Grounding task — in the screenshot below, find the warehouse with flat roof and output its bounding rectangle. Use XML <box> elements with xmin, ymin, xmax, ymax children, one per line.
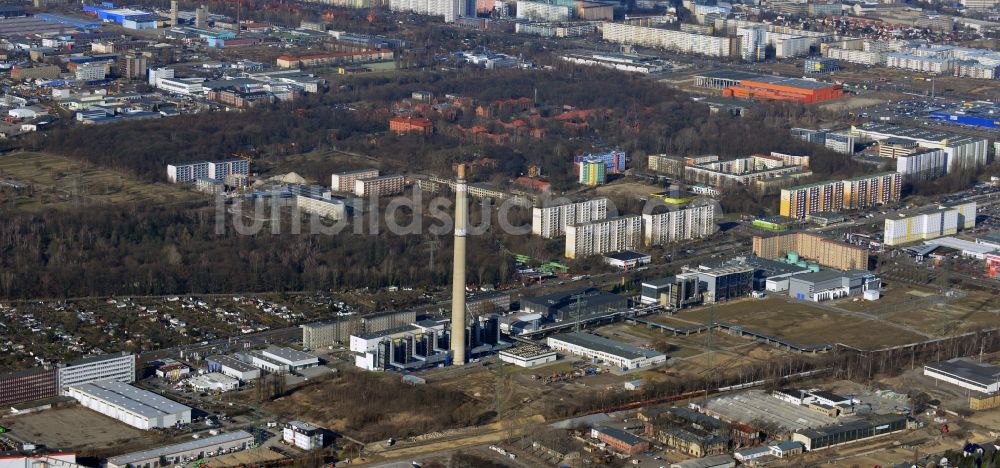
<box><xmin>106</xmin><ymin>430</ymin><xmax>254</xmax><ymax>468</ymax></box>
<box><xmin>547</xmin><ymin>332</ymin><xmax>666</xmax><ymax>370</ymax></box>
<box><xmin>924</xmin><ymin>357</ymin><xmax>1000</xmax><ymax>394</ymax></box>
<box><xmin>66</xmin><ymin>380</ymin><xmax>192</xmax><ymax>430</ymax></box>
<box><xmin>792</xmin><ymin>414</ymin><xmax>906</xmax><ymax>451</ymax></box>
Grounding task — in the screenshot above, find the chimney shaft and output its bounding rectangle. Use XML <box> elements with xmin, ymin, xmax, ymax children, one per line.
<box><xmin>450</xmin><ymin>164</ymin><xmax>468</xmax><ymax>366</ymax></box>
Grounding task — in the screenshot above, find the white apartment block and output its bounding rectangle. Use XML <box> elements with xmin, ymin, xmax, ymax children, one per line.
<box><xmin>354</xmin><ymin>174</ymin><xmax>404</xmax><ymax>197</ymax></box>
<box><xmin>737</xmin><ymin>26</ymin><xmax>766</xmax><ymax>61</ymax></box>
<box><xmin>57</xmin><ymin>352</ymin><xmax>136</xmax><ymax>395</ymax></box>
<box><xmin>296</xmin><ymin>195</ymin><xmax>346</xmax><ymax>220</ymax></box>
<box><xmin>331</xmin><ymin>168</ymin><xmax>379</xmax><ymax>192</ymax></box>
<box><xmin>516</xmin><ymin>0</ymin><xmax>570</xmax><ymax>21</ymax></box>
<box><xmin>825</xmin><ymin>132</ymin><xmax>855</xmax><ymax>155</ymax></box>
<box><xmin>208</xmin><ymin>159</ymin><xmax>250</xmax><ymax>181</ymax></box>
<box><xmin>886</xmin><ymin>53</ymin><xmax>953</xmax><ymax>74</ymax></box>
<box><xmin>954</xmin><ymin>61</ymin><xmax>997</xmax><ymax>80</ymax></box>
<box><xmin>531</xmin><ymin>198</ymin><xmax>609</xmax><ymax>238</ymax></box>
<box><xmin>167</xmin><ymin>161</ymin><xmax>209</xmax><ymax>183</ymax></box>
<box><xmin>565</xmin><ymin>215</ymin><xmax>642</xmax><ymax>259</ymax></box>
<box><xmin>75</xmin><ymin>61</ymin><xmax>109</xmax><ymax>81</ymax></box>
<box><xmin>896</xmin><ymin>149</ymin><xmax>947</xmax><ymax>182</ymax></box>
<box><xmin>823</xmin><ymin>47</ymin><xmax>886</xmax><ymax>66</ymax></box>
<box><xmin>883</xmin><ymin>201</ymin><xmax>975</xmax><ymax>246</ymax></box>
<box><xmin>602</xmin><ymin>22</ymin><xmax>736</xmax><ymax>58</ymax></box>
<box><xmin>852</xmin><ymin>123</ymin><xmax>989</xmax><ymax>173</ymax></box>
<box><xmin>884</xmin><ymin>208</ymin><xmax>958</xmax><ymax>247</ymax></box>
<box><xmin>962</xmin><ymin>0</ymin><xmax>1000</xmax><ymax>9</ymax></box>
<box><xmin>388</xmin><ymin>0</ymin><xmax>465</xmax><ymax>22</ymax></box>
<box><xmin>642</xmin><ymin>204</ymin><xmax>715</xmax><ymax>246</ymax></box>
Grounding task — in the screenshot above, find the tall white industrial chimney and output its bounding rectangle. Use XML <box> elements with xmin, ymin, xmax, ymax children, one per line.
<box><xmin>450</xmin><ymin>164</ymin><xmax>468</xmax><ymax>366</ymax></box>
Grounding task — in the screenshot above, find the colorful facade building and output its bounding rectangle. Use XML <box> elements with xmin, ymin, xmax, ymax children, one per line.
<box><xmin>578</xmin><ymin>159</ymin><xmax>607</xmax><ymax>186</ymax></box>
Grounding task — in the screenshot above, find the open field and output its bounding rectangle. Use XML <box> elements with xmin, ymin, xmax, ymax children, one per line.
<box><xmin>600</xmin><ymin>321</ymin><xmax>750</xmax><ymax>359</ymax></box>
<box><xmin>593</xmin><ymin>180</ymin><xmax>665</xmax><ymax>200</ymax></box>
<box><xmin>210</xmin><ymin>447</ymin><xmax>288</xmax><ymax>467</ymax></box>
<box><xmin>0</xmin><ymin>151</ymin><xmax>199</xmax><ymax>210</ymax></box>
<box><xmin>0</xmin><ymin>405</ymin><xmax>162</xmax><ymax>454</ymax></box>
<box><xmin>676</xmin><ymin>297</ymin><xmax>927</xmax><ymax>349</ymax></box>
<box><xmin>832</xmin><ymin>283</ymin><xmax>1000</xmax><ymax>336</ymax></box>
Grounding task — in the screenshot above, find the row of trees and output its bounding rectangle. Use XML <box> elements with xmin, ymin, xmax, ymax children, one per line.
<box><xmin>0</xmin><ymin>201</ymin><xmax>517</xmax><ymax>299</ymax></box>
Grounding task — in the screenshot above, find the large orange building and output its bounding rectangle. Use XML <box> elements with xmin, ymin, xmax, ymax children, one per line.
<box><xmin>723</xmin><ymin>76</ymin><xmax>844</xmax><ymax>104</ymax></box>
<box><xmin>389</xmin><ymin>116</ymin><xmax>433</xmax><ymax>136</ymax></box>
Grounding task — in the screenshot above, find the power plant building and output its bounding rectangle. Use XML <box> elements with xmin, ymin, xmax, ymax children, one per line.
<box><xmin>642</xmin><ymin>203</ymin><xmax>716</xmax><ymax>246</ymax></box>
<box><xmin>565</xmin><ymin>215</ymin><xmax>642</xmax><ymax>258</ymax></box>
<box><xmin>532</xmin><ymin>198</ymin><xmax>609</xmax><ymax>238</ymax></box>
<box><xmin>691</xmin><ymin>265</ymin><xmax>754</xmax><ymax>303</ymax></box>
<box><xmin>67</xmin><ymin>381</ymin><xmax>192</xmax><ymax>430</ymax></box>
<box><xmin>301</xmin><ymin>310</ymin><xmax>416</xmax><ymax>350</ymax></box>
<box><xmin>547</xmin><ymin>332</ymin><xmax>666</xmax><ymax>370</ymax></box>
<box><xmin>57</xmin><ymin>352</ymin><xmax>135</xmax><ymax>395</ymax></box>
<box><xmin>640</xmin><ymin>274</ymin><xmax>701</xmax><ymax>308</ymax></box>
<box><xmin>521</xmin><ymin>287</ymin><xmax>628</xmax><ymax>321</ymax></box>
<box><xmin>787</xmin><ymin>269</ymin><xmax>880</xmax><ymax>302</ymax></box>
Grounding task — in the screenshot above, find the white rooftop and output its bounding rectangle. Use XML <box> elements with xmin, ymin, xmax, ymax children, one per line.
<box><xmin>68</xmin><ymin>381</ymin><xmax>190</xmax><ymax>418</ymax></box>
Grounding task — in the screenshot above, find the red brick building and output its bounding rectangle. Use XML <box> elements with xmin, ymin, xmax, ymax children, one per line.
<box><xmin>592</xmin><ymin>426</ymin><xmax>650</xmax><ymax>456</ymax></box>
<box><xmin>0</xmin><ymin>368</ymin><xmax>58</xmax><ymax>406</ymax></box>
<box><xmin>389</xmin><ymin>116</ymin><xmax>433</xmax><ymax>136</ymax></box>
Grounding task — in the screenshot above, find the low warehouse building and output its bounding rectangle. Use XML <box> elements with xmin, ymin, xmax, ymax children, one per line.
<box><xmin>105</xmin><ymin>430</ymin><xmax>254</xmax><ymax>468</ymax></box>
<box><xmin>498</xmin><ymin>344</ymin><xmax>557</xmax><ymax>367</ymax></box>
<box><xmin>923</xmin><ymin>358</ymin><xmax>1000</xmax><ymax>394</ymax></box>
<box><xmin>787</xmin><ymin>270</ymin><xmax>880</xmax><ymax>302</ymax></box>
<box><xmin>206</xmin><ymin>355</ymin><xmax>261</xmax><ymax>381</ymax></box>
<box><xmin>792</xmin><ymin>414</ymin><xmax>906</xmax><ymax>450</ymax></box>
<box><xmin>186</xmin><ymin>372</ymin><xmax>239</xmax><ymax>393</ymax></box>
<box><xmin>248</xmin><ymin>346</ymin><xmax>319</xmax><ymax>373</ymax></box>
<box><xmin>547</xmin><ymin>332</ymin><xmax>666</xmax><ymax>370</ymax></box>
<box><xmin>66</xmin><ymin>380</ymin><xmax>192</xmax><ymax>430</ymax></box>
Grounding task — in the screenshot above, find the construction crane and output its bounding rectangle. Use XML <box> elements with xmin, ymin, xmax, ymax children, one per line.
<box><xmin>231</xmin><ymin>150</ymin><xmax>256</xmax><ymax>188</ymax></box>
